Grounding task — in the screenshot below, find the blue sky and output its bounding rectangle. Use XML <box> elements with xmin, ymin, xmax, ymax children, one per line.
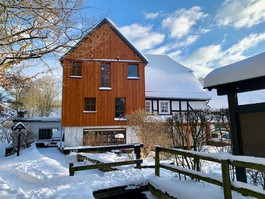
<box><xmin>87</xmin><ymin>0</ymin><xmax>265</xmax><ymax>78</ymax></box>
<box><xmin>28</xmin><ymin>0</ymin><xmax>265</xmax><ymax>78</ymax></box>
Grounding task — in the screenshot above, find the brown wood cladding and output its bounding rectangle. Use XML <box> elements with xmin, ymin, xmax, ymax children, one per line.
<box><xmin>61</xmin><ymin>23</ymin><xmax>146</xmax><ymax>127</ymax></box>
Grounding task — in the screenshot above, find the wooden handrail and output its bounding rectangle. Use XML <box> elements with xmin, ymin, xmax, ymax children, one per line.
<box><xmin>68</xmin><ymin>144</ymin><xmax>143</xmax><ymax>176</ymax></box>
<box><xmin>155</xmin><ymin>146</ymin><xmax>265</xmax><ymax>199</ymax></box>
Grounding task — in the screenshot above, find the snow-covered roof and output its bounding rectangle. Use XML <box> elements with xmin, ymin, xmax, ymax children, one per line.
<box><xmin>60</xmin><ymin>18</ymin><xmax>148</xmax><ymax>64</ymax></box>
<box><xmin>13</xmin><ymin>117</ymin><xmax>61</xmax><ymax>123</ymax></box>
<box><xmin>145</xmin><ymin>54</ymin><xmax>210</xmax><ymax>100</ymax></box>
<box><xmin>204</xmin><ymin>52</ymin><xmax>265</xmax><ymax>89</ymax></box>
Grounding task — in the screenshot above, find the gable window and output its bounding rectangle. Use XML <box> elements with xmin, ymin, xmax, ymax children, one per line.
<box><xmin>159</xmin><ymin>101</ymin><xmax>170</xmax><ymax>114</ymax></box>
<box><xmin>115</xmin><ymin>98</ymin><xmax>125</xmax><ymax>118</ymax></box>
<box><xmin>71</xmin><ymin>62</ymin><xmax>82</xmax><ymax>77</ymax></box>
<box><xmin>145</xmin><ymin>100</ymin><xmax>152</xmax><ymax>113</ymax></box>
<box><xmin>84</xmin><ymin>98</ymin><xmax>96</xmax><ymax>112</ymax></box>
<box><xmin>100</xmin><ymin>64</ymin><xmax>110</xmax><ymax>87</ymax></box>
<box><xmin>128</xmin><ymin>64</ymin><xmax>139</xmax><ymax>78</ymax></box>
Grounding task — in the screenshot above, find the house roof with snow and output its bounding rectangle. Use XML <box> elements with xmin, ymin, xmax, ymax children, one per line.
<box><xmin>60</xmin><ymin>18</ymin><xmax>148</xmax><ymax>64</ymax></box>
<box><xmin>204</xmin><ymin>52</ymin><xmax>265</xmax><ymax>91</ymax></box>
<box><xmin>144</xmin><ymin>54</ymin><xmax>211</xmax><ymax>100</ymax></box>
<box><xmin>13</xmin><ymin>117</ymin><xmax>61</xmax><ymax>123</ymax></box>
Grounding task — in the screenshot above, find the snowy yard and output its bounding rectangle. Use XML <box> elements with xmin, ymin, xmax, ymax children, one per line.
<box><xmin>0</xmin><ymin>144</ymin><xmax>256</xmax><ymax>198</ymax></box>
<box><xmin>0</xmin><ymin>145</ymin><xmax>154</xmax><ymax>198</ymax></box>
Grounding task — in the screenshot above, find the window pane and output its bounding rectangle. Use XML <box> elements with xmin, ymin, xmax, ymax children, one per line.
<box><xmin>71</xmin><ymin>62</ymin><xmax>82</xmax><ymax>76</ymax></box>
<box><xmin>84</xmin><ymin>98</ymin><xmax>96</xmax><ymax>111</ymax></box>
<box><xmin>128</xmin><ymin>65</ymin><xmax>138</xmax><ymax>77</ymax></box>
<box><xmin>101</xmin><ymin>64</ymin><xmax>110</xmax><ymax>87</ymax></box>
<box><xmin>39</xmin><ymin>129</ymin><xmax>52</xmax><ymax>139</ymax></box>
<box><xmin>160</xmin><ymin>101</ymin><xmax>169</xmax><ymax>113</ymax></box>
<box><xmin>145</xmin><ymin>101</ymin><xmax>151</xmax><ymax>113</ymax></box>
<box><xmin>115</xmin><ymin>98</ymin><xmax>125</xmax><ymax>118</ymax></box>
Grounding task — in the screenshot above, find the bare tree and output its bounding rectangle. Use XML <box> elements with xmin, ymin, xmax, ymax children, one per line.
<box><xmin>168</xmin><ymin>109</ymin><xmax>213</xmax><ymax>172</ymax></box>
<box><xmin>23</xmin><ymin>75</ymin><xmax>61</xmax><ymax>117</ymax></box>
<box><xmin>126</xmin><ymin>109</ymin><xmax>171</xmax><ymax>158</ymax></box>
<box><xmin>0</xmin><ymin>0</ymin><xmax>99</xmax><ymax>72</ymax></box>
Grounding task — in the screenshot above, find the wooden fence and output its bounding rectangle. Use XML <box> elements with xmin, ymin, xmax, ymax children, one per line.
<box><xmin>67</xmin><ymin>143</ymin><xmax>143</xmax><ymax>176</ymax></box>
<box><xmin>155</xmin><ymin>146</ymin><xmax>265</xmax><ymax>199</ymax></box>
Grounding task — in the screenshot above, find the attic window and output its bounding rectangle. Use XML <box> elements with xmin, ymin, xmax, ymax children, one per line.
<box><xmin>70</xmin><ymin>62</ymin><xmax>82</xmax><ymax>77</ymax></box>
<box><xmin>128</xmin><ymin>64</ymin><xmax>139</xmax><ymax>79</ymax></box>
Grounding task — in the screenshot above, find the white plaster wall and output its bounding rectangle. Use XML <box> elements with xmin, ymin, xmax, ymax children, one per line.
<box><xmin>18</xmin><ymin>121</ymin><xmax>61</xmax><ymax>140</ymax></box>
<box><xmin>153</xmin><ymin>101</ymin><xmax>157</xmax><ymax>111</ymax></box>
<box><xmin>181</xmin><ymin>101</ymin><xmax>187</xmax><ymax>110</ymax></box>
<box><xmin>64</xmin><ymin>127</ymin><xmax>83</xmax><ymax>147</ymax></box>
<box><xmin>172</xmin><ymin>101</ymin><xmax>179</xmax><ymax>110</ymax></box>
<box><xmin>189</xmin><ymin>101</ymin><xmax>207</xmax><ymax>109</ymax></box>
<box><xmin>126</xmin><ymin>127</ymin><xmax>140</xmax><ymax>144</ymax></box>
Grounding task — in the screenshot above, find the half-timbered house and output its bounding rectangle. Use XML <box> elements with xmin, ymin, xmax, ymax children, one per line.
<box><xmin>144</xmin><ymin>54</ymin><xmax>210</xmax><ymax>115</ymax></box>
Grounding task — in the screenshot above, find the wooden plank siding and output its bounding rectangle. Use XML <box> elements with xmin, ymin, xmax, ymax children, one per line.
<box><xmin>61</xmin><ymin>22</ymin><xmax>146</xmax><ymax>127</ymax></box>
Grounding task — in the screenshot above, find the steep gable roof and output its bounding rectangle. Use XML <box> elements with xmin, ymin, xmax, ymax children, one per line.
<box><xmin>145</xmin><ymin>54</ymin><xmax>210</xmax><ymax>100</ymax></box>
<box><xmin>60</xmin><ymin>18</ymin><xmax>148</xmax><ymax>64</ymax></box>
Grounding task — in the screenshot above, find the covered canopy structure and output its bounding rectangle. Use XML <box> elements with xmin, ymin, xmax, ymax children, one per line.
<box><xmin>204</xmin><ymin>52</ymin><xmax>265</xmax><ymax>182</ymax></box>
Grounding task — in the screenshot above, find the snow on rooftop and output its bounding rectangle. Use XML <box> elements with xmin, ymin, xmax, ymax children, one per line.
<box><xmin>204</xmin><ymin>52</ymin><xmax>265</xmax><ymax>88</ymax></box>
<box><xmin>13</xmin><ymin>116</ymin><xmax>61</xmax><ymax>122</ymax></box>
<box><xmin>145</xmin><ymin>54</ymin><xmax>210</xmax><ymax>100</ymax></box>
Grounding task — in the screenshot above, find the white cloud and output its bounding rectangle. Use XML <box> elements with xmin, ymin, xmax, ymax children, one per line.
<box><xmin>177</xmin><ymin>32</ymin><xmax>265</xmax><ymax>77</ymax></box>
<box><xmin>216</xmin><ymin>0</ymin><xmax>265</xmax><ymax>29</ymax></box>
<box><xmin>120</xmin><ymin>23</ymin><xmax>165</xmax><ymax>51</ymax></box>
<box><xmin>146</xmin><ymin>45</ymin><xmax>171</xmax><ymax>54</ymax></box>
<box><xmin>144</xmin><ymin>12</ymin><xmax>160</xmax><ymax>19</ymax></box>
<box><xmin>162</xmin><ymin>6</ymin><xmax>207</xmax><ymax>38</ymax></box>
<box><xmin>173</xmin><ymin>35</ymin><xmax>199</xmax><ymax>48</ymax></box>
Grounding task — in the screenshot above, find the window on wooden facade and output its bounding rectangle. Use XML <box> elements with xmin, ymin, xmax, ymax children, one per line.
<box><xmin>84</xmin><ymin>98</ymin><xmax>96</xmax><ymax>112</ymax></box>
<box><xmin>83</xmin><ymin>130</ymin><xmax>126</xmax><ymax>146</ymax></box>
<box><xmin>145</xmin><ymin>100</ymin><xmax>152</xmax><ymax>113</ymax></box>
<box><xmin>159</xmin><ymin>101</ymin><xmax>170</xmax><ymax>114</ymax></box>
<box><xmin>115</xmin><ymin>98</ymin><xmax>125</xmax><ymax>118</ymax></box>
<box><xmin>100</xmin><ymin>64</ymin><xmax>110</xmax><ymax>87</ymax></box>
<box><xmin>128</xmin><ymin>64</ymin><xmax>138</xmax><ymax>78</ymax></box>
<box><xmin>71</xmin><ymin>62</ymin><xmax>82</xmax><ymax>76</ymax></box>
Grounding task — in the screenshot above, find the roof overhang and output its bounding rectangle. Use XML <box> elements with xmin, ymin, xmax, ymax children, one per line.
<box><xmin>204</xmin><ymin>52</ymin><xmax>265</xmax><ymax>95</ymax></box>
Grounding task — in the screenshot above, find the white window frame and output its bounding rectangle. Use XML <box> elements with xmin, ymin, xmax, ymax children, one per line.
<box><xmin>159</xmin><ymin>100</ymin><xmax>170</xmax><ymax>114</ymax></box>
<box><xmin>145</xmin><ymin>100</ymin><xmax>152</xmax><ymax>113</ymax></box>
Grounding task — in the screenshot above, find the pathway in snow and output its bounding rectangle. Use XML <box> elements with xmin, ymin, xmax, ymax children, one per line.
<box><xmin>0</xmin><ymin>145</ymin><xmax>154</xmax><ymax>198</ymax></box>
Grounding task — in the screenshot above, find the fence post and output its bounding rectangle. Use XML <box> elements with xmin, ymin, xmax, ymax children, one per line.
<box><xmin>221</xmin><ymin>159</ymin><xmax>232</xmax><ymax>199</ymax></box>
<box><xmin>155</xmin><ymin>146</ymin><xmax>160</xmax><ymax>177</ymax></box>
<box><xmin>134</xmin><ymin>144</ymin><xmax>141</xmax><ymax>169</ymax></box>
<box><xmin>69</xmin><ymin>163</ymin><xmax>74</xmax><ymax>176</ymax></box>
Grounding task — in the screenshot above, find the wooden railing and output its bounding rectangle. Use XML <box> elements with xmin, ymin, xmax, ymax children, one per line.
<box><xmin>155</xmin><ymin>146</ymin><xmax>265</xmax><ymax>199</ymax></box>
<box><xmin>67</xmin><ymin>143</ymin><xmax>143</xmax><ymax>176</ymax></box>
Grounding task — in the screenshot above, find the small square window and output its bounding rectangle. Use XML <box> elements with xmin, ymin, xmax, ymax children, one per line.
<box><xmin>71</xmin><ymin>62</ymin><xmax>82</xmax><ymax>76</ymax></box>
<box><xmin>128</xmin><ymin>65</ymin><xmax>138</xmax><ymax>78</ymax></box>
<box><xmin>84</xmin><ymin>98</ymin><xmax>96</xmax><ymax>111</ymax></box>
<box><xmin>159</xmin><ymin>101</ymin><xmax>170</xmax><ymax>114</ymax></box>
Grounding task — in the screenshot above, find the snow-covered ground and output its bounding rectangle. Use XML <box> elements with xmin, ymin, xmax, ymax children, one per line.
<box><xmin>0</xmin><ymin>145</ymin><xmax>154</xmax><ymax>198</ymax></box>
<box><xmin>0</xmin><ymin>144</ymin><xmax>256</xmax><ymax>198</ymax></box>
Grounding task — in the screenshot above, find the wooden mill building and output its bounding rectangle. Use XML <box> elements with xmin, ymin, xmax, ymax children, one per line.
<box><xmin>61</xmin><ymin>18</ymin><xmax>210</xmax><ymax>147</ymax></box>
<box><xmin>60</xmin><ymin>18</ymin><xmax>148</xmax><ymax>147</ymax></box>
